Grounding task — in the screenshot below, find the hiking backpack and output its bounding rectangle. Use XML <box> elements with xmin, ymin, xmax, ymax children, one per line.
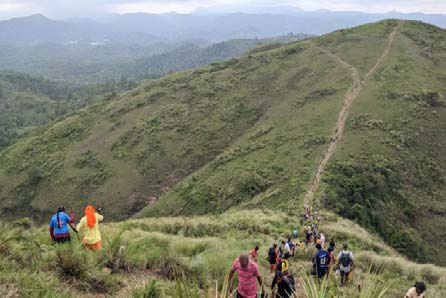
<box><xmin>280</xmin><ymin>259</ymin><xmax>289</xmax><ymax>272</ymax></box>
<box><xmin>340</xmin><ymin>252</ymin><xmax>352</xmax><ymax>267</ymax></box>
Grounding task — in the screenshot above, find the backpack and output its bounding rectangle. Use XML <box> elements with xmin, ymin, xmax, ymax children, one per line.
<box><xmin>340</xmin><ymin>252</ymin><xmax>352</xmax><ymax>267</ymax></box>
<box><xmin>280</xmin><ymin>259</ymin><xmax>289</xmax><ymax>272</ymax></box>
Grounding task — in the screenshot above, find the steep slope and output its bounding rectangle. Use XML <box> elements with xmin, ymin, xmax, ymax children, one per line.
<box><xmin>0</xmin><ymin>20</ymin><xmax>445</xmax><ymax>264</ymax></box>
<box><xmin>0</xmin><ymin>72</ymin><xmax>137</xmax><ymax>150</ymax></box>
<box><xmin>139</xmin><ymin>20</ymin><xmax>446</xmax><ymax>264</ymax></box>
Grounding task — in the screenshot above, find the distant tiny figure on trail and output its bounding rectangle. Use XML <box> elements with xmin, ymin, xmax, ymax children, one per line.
<box><xmin>228</xmin><ymin>253</ymin><xmax>264</xmax><ymax>298</ymax></box>
<box><xmin>312</xmin><ymin>243</ymin><xmax>330</xmax><ymax>279</ymax></box>
<box><xmin>77</xmin><ymin>205</ymin><xmax>104</xmax><ymax>251</ymax></box>
<box><xmin>305</xmin><ymin>226</ymin><xmax>313</xmax><ymax>246</ymax></box>
<box><xmin>249</xmin><ymin>246</ymin><xmax>259</xmax><ymax>262</ymax></box>
<box><xmin>337</xmin><ymin>243</ymin><xmax>354</xmax><ymax>286</ymax></box>
<box><xmin>292</xmin><ymin>228</ymin><xmax>298</xmax><ymax>239</ymax></box>
<box><xmin>49</xmin><ymin>206</ymin><xmax>76</xmax><ymax>243</ymax></box>
<box><xmin>405</xmin><ymin>281</ymin><xmax>426</xmax><ymax>298</ymax></box>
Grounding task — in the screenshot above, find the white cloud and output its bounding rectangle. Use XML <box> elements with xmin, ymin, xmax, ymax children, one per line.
<box><xmin>0</xmin><ymin>1</ymin><xmax>28</xmax><ymax>12</ymax></box>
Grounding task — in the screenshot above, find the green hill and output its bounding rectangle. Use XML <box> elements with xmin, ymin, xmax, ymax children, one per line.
<box><xmin>0</xmin><ymin>19</ymin><xmax>445</xmax><ymax>267</ymax></box>
<box><xmin>0</xmin><ymin>72</ymin><xmax>137</xmax><ymax>150</ymax></box>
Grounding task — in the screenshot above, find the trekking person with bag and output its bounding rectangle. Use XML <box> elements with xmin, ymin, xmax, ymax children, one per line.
<box><xmin>49</xmin><ymin>207</ymin><xmax>76</xmax><ymax>243</ymax></box>
<box><xmin>337</xmin><ymin>243</ymin><xmax>354</xmax><ymax>286</ymax></box>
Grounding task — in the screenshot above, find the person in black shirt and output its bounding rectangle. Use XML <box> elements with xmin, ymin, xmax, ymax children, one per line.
<box><xmin>268</xmin><ymin>244</ymin><xmax>278</xmax><ymax>273</ymax></box>
<box><xmin>271</xmin><ymin>270</ymin><xmax>296</xmax><ymax>298</ymax></box>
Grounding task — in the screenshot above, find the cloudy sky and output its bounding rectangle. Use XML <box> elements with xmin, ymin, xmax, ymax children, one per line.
<box><xmin>0</xmin><ymin>0</ymin><xmax>445</xmax><ymax>19</ymax></box>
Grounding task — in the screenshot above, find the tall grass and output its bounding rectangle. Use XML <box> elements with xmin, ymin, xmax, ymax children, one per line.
<box><xmin>300</xmin><ymin>266</ymin><xmax>392</xmax><ymax>298</ymax></box>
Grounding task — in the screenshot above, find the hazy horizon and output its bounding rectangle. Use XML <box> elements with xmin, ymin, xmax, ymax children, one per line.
<box><xmin>0</xmin><ymin>0</ymin><xmax>445</xmax><ymax>20</ymax></box>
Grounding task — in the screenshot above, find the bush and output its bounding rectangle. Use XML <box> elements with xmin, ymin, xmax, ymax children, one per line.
<box><xmin>132</xmin><ymin>280</ymin><xmax>162</xmax><ymax>298</ymax></box>
<box><xmin>55</xmin><ymin>246</ymin><xmax>121</xmax><ymax>293</ymax></box>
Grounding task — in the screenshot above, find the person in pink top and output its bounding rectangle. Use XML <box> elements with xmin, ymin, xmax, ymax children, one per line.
<box><xmin>228</xmin><ymin>253</ymin><xmax>264</xmax><ymax>298</ymax></box>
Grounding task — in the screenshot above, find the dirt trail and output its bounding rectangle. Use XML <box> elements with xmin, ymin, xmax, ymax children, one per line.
<box><xmin>304</xmin><ymin>22</ymin><xmax>401</xmax><ymax>209</ymax></box>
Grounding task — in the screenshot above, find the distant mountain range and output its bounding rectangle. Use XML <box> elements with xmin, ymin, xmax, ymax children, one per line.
<box><xmin>0</xmin><ymin>10</ymin><xmax>444</xmax><ymax>45</ymax></box>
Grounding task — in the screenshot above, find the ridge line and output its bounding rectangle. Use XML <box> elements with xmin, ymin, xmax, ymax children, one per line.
<box><xmin>303</xmin><ymin>21</ymin><xmax>402</xmax><ymax>211</ymax></box>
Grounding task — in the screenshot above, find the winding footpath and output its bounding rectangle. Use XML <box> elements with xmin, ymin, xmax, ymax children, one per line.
<box><xmin>304</xmin><ymin>22</ymin><xmax>402</xmax><ymax>210</ymax></box>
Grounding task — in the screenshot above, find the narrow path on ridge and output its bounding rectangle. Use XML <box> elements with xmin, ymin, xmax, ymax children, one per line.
<box><xmin>303</xmin><ymin>22</ymin><xmax>402</xmax><ymax>211</ymax></box>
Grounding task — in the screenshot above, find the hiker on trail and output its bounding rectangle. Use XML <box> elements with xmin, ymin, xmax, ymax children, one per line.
<box><xmin>279</xmin><ymin>241</ymin><xmax>287</xmax><ymax>259</ymax></box>
<box><xmin>292</xmin><ymin>228</ymin><xmax>298</xmax><ymax>239</ymax></box>
<box><xmin>337</xmin><ymin>243</ymin><xmax>354</xmax><ymax>286</ymax></box>
<box><xmin>327</xmin><ymin>246</ymin><xmax>335</xmax><ymax>273</ymax></box>
<box><xmin>271</xmin><ymin>264</ymin><xmax>296</xmax><ymax>298</ymax></box>
<box><xmin>405</xmin><ymin>281</ymin><xmax>426</xmax><ymax>298</ymax></box>
<box><xmin>268</xmin><ymin>244</ymin><xmax>278</xmax><ymax>273</ymax></box>
<box><xmin>329</xmin><ymin>238</ymin><xmax>335</xmax><ymax>250</ymax></box>
<box><xmin>284</xmin><ymin>240</ymin><xmax>291</xmax><ymax>255</ymax></box>
<box><xmin>298</xmin><ymin>240</ymin><xmax>305</xmax><ymax>250</ymax></box>
<box><xmin>49</xmin><ymin>207</ymin><xmax>76</xmax><ymax>243</ymax></box>
<box><xmin>312</xmin><ymin>243</ymin><xmax>330</xmax><ymax>278</ymax></box>
<box><xmin>320</xmin><ymin>232</ymin><xmax>326</xmax><ymax>248</ymax></box>
<box><xmin>77</xmin><ymin>205</ymin><xmax>104</xmax><ymax>251</ymax></box>
<box><xmin>249</xmin><ymin>246</ymin><xmax>259</xmax><ymax>262</ymax></box>
<box><xmin>287</xmin><ymin>238</ymin><xmax>295</xmax><ymax>256</ymax></box>
<box><xmin>305</xmin><ymin>226</ymin><xmax>312</xmax><ymax>246</ymax></box>
<box><xmin>228</xmin><ymin>253</ymin><xmax>264</xmax><ymax>298</ymax></box>
<box><xmin>277</xmin><ymin>252</ymin><xmax>291</xmax><ymax>273</ymax></box>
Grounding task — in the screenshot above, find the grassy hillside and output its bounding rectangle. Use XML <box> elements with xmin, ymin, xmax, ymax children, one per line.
<box><xmin>0</xmin><ymin>72</ymin><xmax>137</xmax><ymax>150</ymax></box>
<box><xmin>0</xmin><ymin>20</ymin><xmax>445</xmax><ymax>265</ymax></box>
<box><xmin>1</xmin><ymin>209</ymin><xmax>445</xmax><ymax>297</ymax></box>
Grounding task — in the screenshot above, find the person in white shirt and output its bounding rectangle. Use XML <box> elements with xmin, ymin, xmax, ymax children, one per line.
<box><xmin>320</xmin><ymin>233</ymin><xmax>326</xmax><ymax>248</ymax></box>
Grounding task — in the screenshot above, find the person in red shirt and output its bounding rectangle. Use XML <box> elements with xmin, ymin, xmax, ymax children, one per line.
<box><xmin>249</xmin><ymin>246</ymin><xmax>259</xmax><ymax>262</ymax></box>
<box><xmin>228</xmin><ymin>253</ymin><xmax>264</xmax><ymax>298</ymax></box>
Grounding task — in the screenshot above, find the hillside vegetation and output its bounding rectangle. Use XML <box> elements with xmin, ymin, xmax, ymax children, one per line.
<box><xmin>0</xmin><ymin>35</ymin><xmax>306</xmax><ymax>83</ymax></box>
<box><xmin>0</xmin><ymin>72</ymin><xmax>137</xmax><ymax>150</ymax></box>
<box><xmin>1</xmin><ymin>209</ymin><xmax>445</xmax><ymax>297</ymax></box>
<box><xmin>0</xmin><ymin>20</ymin><xmax>445</xmax><ymax>266</ymax></box>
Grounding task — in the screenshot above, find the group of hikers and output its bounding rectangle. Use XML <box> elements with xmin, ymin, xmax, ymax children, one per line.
<box><xmin>49</xmin><ymin>206</ymin><xmax>427</xmax><ymax>298</ymax></box>
<box><xmin>49</xmin><ymin>205</ymin><xmax>104</xmax><ymax>251</ymax></box>
<box><xmin>229</xmin><ymin>221</ymin><xmax>427</xmax><ymax>298</ymax></box>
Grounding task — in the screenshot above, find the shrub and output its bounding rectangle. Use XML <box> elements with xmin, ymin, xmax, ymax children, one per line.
<box><xmin>132</xmin><ymin>280</ymin><xmax>162</xmax><ymax>298</ymax></box>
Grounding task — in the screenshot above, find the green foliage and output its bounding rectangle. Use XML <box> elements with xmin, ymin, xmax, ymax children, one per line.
<box><xmin>323</xmin><ymin>159</ymin><xmax>426</xmax><ymax>260</ymax></box>
<box><xmin>0</xmin><ymin>71</ymin><xmax>137</xmax><ymax>150</ymax></box>
<box><xmin>132</xmin><ymin>280</ymin><xmax>162</xmax><ymax>298</ymax></box>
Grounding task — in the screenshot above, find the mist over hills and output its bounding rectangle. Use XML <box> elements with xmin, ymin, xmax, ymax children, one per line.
<box><xmin>0</xmin><ymin>10</ymin><xmax>445</xmax><ymax>45</ymax></box>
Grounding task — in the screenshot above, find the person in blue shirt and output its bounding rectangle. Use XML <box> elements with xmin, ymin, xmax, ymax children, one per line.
<box><xmin>49</xmin><ymin>207</ymin><xmax>75</xmax><ymax>243</ymax></box>
<box><xmin>312</xmin><ymin>243</ymin><xmax>330</xmax><ymax>278</ymax></box>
